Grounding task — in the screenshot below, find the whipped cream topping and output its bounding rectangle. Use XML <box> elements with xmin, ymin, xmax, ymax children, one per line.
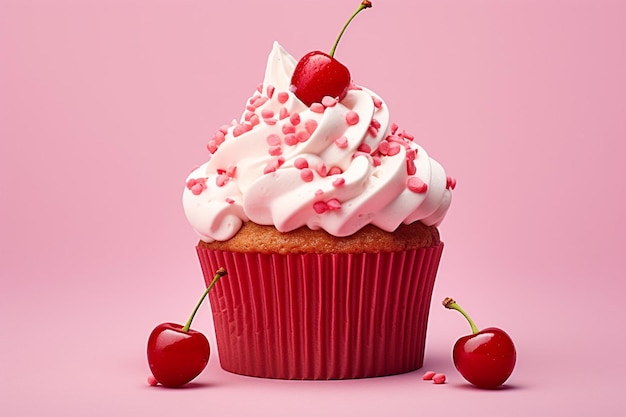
<box><xmin>183</xmin><ymin>42</ymin><xmax>453</xmax><ymax>242</ymax></box>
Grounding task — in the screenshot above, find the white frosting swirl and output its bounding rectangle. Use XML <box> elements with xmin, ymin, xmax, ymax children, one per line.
<box><xmin>183</xmin><ymin>42</ymin><xmax>453</xmax><ymax>242</ymax></box>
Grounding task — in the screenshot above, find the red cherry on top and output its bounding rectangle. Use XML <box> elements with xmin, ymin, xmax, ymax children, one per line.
<box><xmin>290</xmin><ymin>52</ymin><xmax>351</xmax><ymax>107</ymax></box>
<box><xmin>443</xmin><ymin>297</ymin><xmax>517</xmax><ymax>389</ymax></box>
<box><xmin>146</xmin><ymin>268</ymin><xmax>227</xmax><ymax>388</ymax></box>
<box><xmin>290</xmin><ymin>1</ymin><xmax>372</xmax><ymax>106</ymax></box>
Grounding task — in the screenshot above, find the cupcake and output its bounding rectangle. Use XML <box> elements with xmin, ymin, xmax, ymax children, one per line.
<box><xmin>183</xmin><ymin>42</ymin><xmax>453</xmax><ymax>379</ymax></box>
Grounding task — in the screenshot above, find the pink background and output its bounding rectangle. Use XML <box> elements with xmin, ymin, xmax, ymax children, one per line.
<box><xmin>1</xmin><ymin>0</ymin><xmax>624</xmax><ymax>415</ymax></box>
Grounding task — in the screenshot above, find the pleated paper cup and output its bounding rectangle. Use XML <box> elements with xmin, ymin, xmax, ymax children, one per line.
<box><xmin>196</xmin><ymin>244</ymin><xmax>444</xmax><ymax>380</ymax></box>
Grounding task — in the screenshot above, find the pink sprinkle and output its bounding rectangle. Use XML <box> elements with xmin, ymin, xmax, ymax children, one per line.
<box><xmin>335</xmin><ymin>136</ymin><xmax>348</xmax><ymax>148</ymax></box>
<box><xmin>300</xmin><ymin>168</ymin><xmax>314</xmax><ymax>182</ymax></box>
<box><xmin>400</xmin><ymin>130</ymin><xmax>414</xmax><ymax>140</ymax></box>
<box><xmin>406</xmin><ymin>159</ymin><xmax>417</xmax><ymax>175</ymax></box>
<box><xmin>256</xmin><ymin>83</ymin><xmax>263</xmax><ymax>94</ymax></box>
<box><xmin>244</xmin><ymin>111</ymin><xmax>254</xmax><ymax>122</ymax></box>
<box><xmin>368</xmin><ymin>126</ymin><xmax>378</xmax><ymax>137</ymax></box>
<box><xmin>388</xmin><ymin>142</ymin><xmax>402</xmax><ymax>156</ymax></box>
<box><xmin>251</xmin><ymin>96</ymin><xmax>268</xmax><ymax>108</ymax></box>
<box><xmin>264</xmin><ymin>118</ymin><xmax>277</xmax><ymax>125</ymax></box>
<box><xmin>313</xmin><ymin>201</ymin><xmax>328</xmax><ymax>214</ymax></box>
<box><xmin>304</xmin><ymin>119</ymin><xmax>318</xmax><ymax>134</ymax></box>
<box><xmin>261</xmin><ymin>109</ymin><xmax>275</xmax><ymax>119</ymax></box>
<box><xmin>263</xmin><ymin>157</ymin><xmax>284</xmax><ymax>174</ymax></box>
<box><xmin>226</xmin><ymin>165</ymin><xmax>237</xmax><ymax>177</ymax></box>
<box><xmin>327</xmin><ymin>198</ymin><xmax>341</xmax><ymax>210</ymax></box>
<box><xmin>294</xmin><ymin>157</ymin><xmax>308</xmax><ymax>169</ymax></box>
<box><xmin>372</xmin><ymin>96</ymin><xmax>383</xmax><ymax>108</ymax></box>
<box><xmin>296</xmin><ymin>130</ymin><xmax>311</xmax><ymax>142</ymax></box>
<box><xmin>372</xmin><ymin>156</ymin><xmax>381</xmax><ymax>167</ymax></box>
<box><xmin>433</xmin><ymin>373</ymin><xmax>446</xmax><ymax>384</ymax></box>
<box><xmin>328</xmin><ymin>166</ymin><xmax>342</xmax><ymax>176</ymax></box>
<box><xmin>422</xmin><ymin>371</ymin><xmax>436</xmax><ymax>381</ymax></box>
<box><xmin>378</xmin><ymin>140</ymin><xmax>390</xmax><ymax>155</ymax></box>
<box><xmin>213</xmin><ymin>129</ymin><xmax>225</xmax><ymax>142</ymax></box>
<box><xmin>147</xmin><ymin>375</ymin><xmax>158</xmax><ymax>386</ymax></box>
<box><xmin>446</xmin><ymin>176</ymin><xmax>457</xmax><ymax>190</ymax></box>
<box><xmin>190</xmin><ymin>183</ymin><xmax>204</xmax><ymax>195</ymax></box>
<box><xmin>233</xmin><ymin>123</ymin><xmax>252</xmax><ymax>137</ymax></box>
<box><xmin>390</xmin><ymin>123</ymin><xmax>399</xmax><ymax>134</ymax></box>
<box><xmin>321</xmin><ymin>96</ymin><xmax>338</xmax><ymax>107</ymax></box>
<box><xmin>310</xmin><ymin>103</ymin><xmax>325</xmax><ymax>113</ymax></box>
<box><xmin>332</xmin><ymin>177</ymin><xmax>345</xmax><ymax>187</ymax></box>
<box><xmin>284</xmin><ymin>133</ymin><xmax>298</xmax><ymax>146</ymax></box>
<box><xmin>345</xmin><ymin>111</ymin><xmax>359</xmax><ymax>125</ymax></box>
<box><xmin>289</xmin><ymin>113</ymin><xmax>301</xmax><ymax>126</ymax></box>
<box><xmin>246</xmin><ymin>105</ymin><xmax>256</xmax><ymax>112</ymax></box>
<box><xmin>407</xmin><ymin>177</ymin><xmax>428</xmax><ymax>193</ymax></box>
<box><xmin>249</xmin><ymin>114</ymin><xmax>260</xmax><ymax>126</ymax></box>
<box><xmin>357</xmin><ymin>143</ymin><xmax>371</xmax><ymax>153</ymax></box>
<box><xmin>186</xmin><ymin>178</ymin><xmax>207</xmax><ymax>195</ymax></box>
<box><xmin>268</xmin><ymin>145</ymin><xmax>282</xmax><ymax>156</ymax></box>
<box><xmin>371</xmin><ymin>119</ymin><xmax>381</xmax><ymax>129</ymax></box>
<box><xmin>266</xmin><ymin>84</ymin><xmax>275</xmax><ymax>98</ymax></box>
<box><xmin>216</xmin><ymin>174</ymin><xmax>230</xmax><ymax>187</ymax></box>
<box><xmin>225</xmin><ymin>198</ymin><xmax>235</xmax><ymax>204</ymax></box>
<box><xmin>282</xmin><ymin>123</ymin><xmax>296</xmax><ymax>134</ymax></box>
<box><xmin>315</xmin><ymin>162</ymin><xmax>327</xmax><ymax>177</ymax></box>
<box><xmin>277</xmin><ymin>91</ymin><xmax>289</xmax><ymax>104</ymax></box>
<box><xmin>266</xmin><ymin>134</ymin><xmax>281</xmax><ymax>146</ymax></box>
<box><xmin>348</xmin><ymin>81</ymin><xmax>362</xmax><ymax>90</ymax></box>
<box><xmin>206</xmin><ymin>140</ymin><xmax>217</xmax><ymax>153</ymax></box>
<box><xmin>218</xmin><ymin>125</ymin><xmax>230</xmax><ymax>135</ymax></box>
<box><xmin>279</xmin><ymin>107</ymin><xmax>289</xmax><ymax>120</ymax></box>
<box><xmin>315</xmin><ymin>189</ymin><xmax>324</xmax><ymax>196</ymax></box>
<box><xmin>406</xmin><ymin>149</ymin><xmax>417</xmax><ymax>161</ymax></box>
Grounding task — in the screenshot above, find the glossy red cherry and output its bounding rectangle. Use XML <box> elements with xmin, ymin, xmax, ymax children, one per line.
<box><xmin>443</xmin><ymin>297</ymin><xmax>516</xmax><ymax>389</ymax></box>
<box><xmin>146</xmin><ymin>268</ymin><xmax>226</xmax><ymax>387</ymax></box>
<box><xmin>290</xmin><ymin>1</ymin><xmax>372</xmax><ymax>106</ymax></box>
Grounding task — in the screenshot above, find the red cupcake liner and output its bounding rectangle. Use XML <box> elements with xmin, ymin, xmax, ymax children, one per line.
<box><xmin>196</xmin><ymin>244</ymin><xmax>443</xmax><ymax>380</ymax></box>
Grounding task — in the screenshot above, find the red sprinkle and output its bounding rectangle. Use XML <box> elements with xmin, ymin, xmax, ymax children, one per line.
<box><xmin>289</xmin><ymin>113</ymin><xmax>301</xmax><ymax>126</ymax></box>
<box><xmin>266</xmin><ymin>85</ymin><xmax>275</xmax><ymax>98</ymax></box>
<box><xmin>284</xmin><ymin>133</ymin><xmax>298</xmax><ymax>146</ymax></box>
<box><xmin>345</xmin><ymin>111</ymin><xmax>359</xmax><ymax>125</ymax></box>
<box><xmin>332</xmin><ymin>177</ymin><xmax>345</xmax><ymax>187</ymax></box>
<box><xmin>296</xmin><ymin>130</ymin><xmax>311</xmax><ymax>142</ymax></box>
<box><xmin>372</xmin><ymin>96</ymin><xmax>383</xmax><ymax>108</ymax></box>
<box><xmin>328</xmin><ymin>166</ymin><xmax>342</xmax><ymax>176</ymax></box>
<box><xmin>407</xmin><ymin>177</ymin><xmax>428</xmax><ymax>193</ymax></box>
<box><xmin>422</xmin><ymin>371</ymin><xmax>436</xmax><ymax>380</ymax></box>
<box><xmin>294</xmin><ymin>157</ymin><xmax>309</xmax><ymax>169</ymax></box>
<box><xmin>277</xmin><ymin>91</ymin><xmax>289</xmax><ymax>104</ymax></box>
<box><xmin>261</xmin><ymin>109</ymin><xmax>274</xmax><ymax>119</ymax></box>
<box><xmin>282</xmin><ymin>123</ymin><xmax>296</xmax><ymax>134</ymax></box>
<box><xmin>225</xmin><ymin>198</ymin><xmax>235</xmax><ymax>204</ymax></box>
<box><xmin>446</xmin><ymin>176</ymin><xmax>457</xmax><ymax>190</ymax></box>
<box><xmin>313</xmin><ymin>201</ymin><xmax>328</xmax><ymax>214</ymax></box>
<box><xmin>433</xmin><ymin>373</ymin><xmax>446</xmax><ymax>384</ymax></box>
<box><xmin>357</xmin><ymin>143</ymin><xmax>371</xmax><ymax>153</ymax></box>
<box><xmin>390</xmin><ymin>123</ymin><xmax>399</xmax><ymax>135</ymax></box>
<box><xmin>279</xmin><ymin>107</ymin><xmax>289</xmax><ymax>120</ymax></box>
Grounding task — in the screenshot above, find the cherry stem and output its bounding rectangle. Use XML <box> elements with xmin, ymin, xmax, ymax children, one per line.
<box><xmin>443</xmin><ymin>297</ymin><xmax>479</xmax><ymax>335</ymax></box>
<box><xmin>182</xmin><ymin>267</ymin><xmax>227</xmax><ymax>332</ymax></box>
<box><xmin>329</xmin><ymin>0</ymin><xmax>372</xmax><ymax>58</ymax></box>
